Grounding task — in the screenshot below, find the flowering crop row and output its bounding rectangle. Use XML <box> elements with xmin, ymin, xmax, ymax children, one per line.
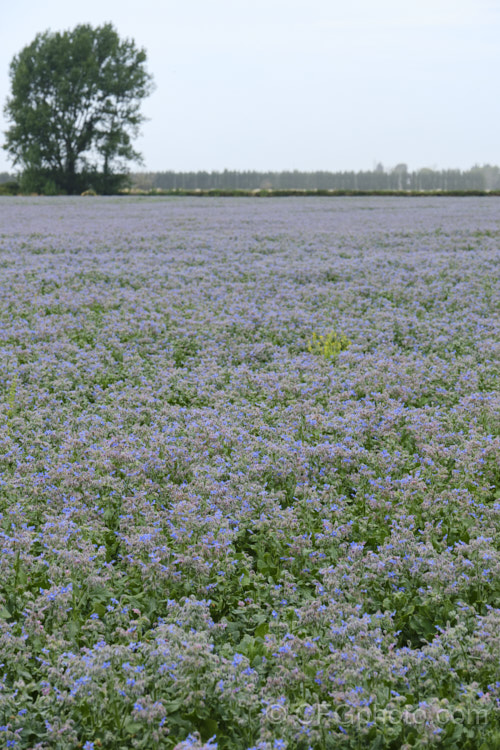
<box><xmin>0</xmin><ymin>196</ymin><xmax>499</xmax><ymax>749</ymax></box>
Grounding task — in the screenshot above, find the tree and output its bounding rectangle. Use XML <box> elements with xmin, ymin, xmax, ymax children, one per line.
<box><xmin>3</xmin><ymin>23</ymin><xmax>154</xmax><ymax>194</ymax></box>
<box><xmin>392</xmin><ymin>163</ymin><xmax>408</xmax><ymax>191</ymax></box>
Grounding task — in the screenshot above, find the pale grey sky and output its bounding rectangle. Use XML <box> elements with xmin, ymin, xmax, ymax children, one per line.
<box><xmin>1</xmin><ymin>0</ymin><xmax>499</xmax><ymax>174</ymax></box>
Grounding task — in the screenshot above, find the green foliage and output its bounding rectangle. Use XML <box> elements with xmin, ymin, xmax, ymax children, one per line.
<box><xmin>0</xmin><ymin>180</ymin><xmax>19</xmax><ymax>195</ymax></box>
<box><xmin>172</xmin><ymin>336</ymin><xmax>199</xmax><ymax>367</ymax></box>
<box><xmin>307</xmin><ymin>330</ymin><xmax>351</xmax><ymax>360</ymax></box>
<box><xmin>3</xmin><ymin>23</ymin><xmax>154</xmax><ymax>194</ymax></box>
<box><xmin>5</xmin><ymin>372</ymin><xmax>19</xmax><ymax>433</ymax></box>
<box><xmin>18</xmin><ymin>168</ymin><xmax>62</xmax><ymax>195</ymax></box>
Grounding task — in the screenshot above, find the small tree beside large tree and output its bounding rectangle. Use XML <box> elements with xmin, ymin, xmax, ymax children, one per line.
<box><xmin>3</xmin><ymin>23</ymin><xmax>154</xmax><ymax>194</ymax></box>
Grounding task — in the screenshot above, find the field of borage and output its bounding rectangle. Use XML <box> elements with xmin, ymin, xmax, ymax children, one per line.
<box><xmin>0</xmin><ymin>196</ymin><xmax>499</xmax><ymax>750</ymax></box>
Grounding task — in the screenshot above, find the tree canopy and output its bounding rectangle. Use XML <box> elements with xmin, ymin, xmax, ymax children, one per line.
<box><xmin>3</xmin><ymin>23</ymin><xmax>154</xmax><ymax>194</ymax></box>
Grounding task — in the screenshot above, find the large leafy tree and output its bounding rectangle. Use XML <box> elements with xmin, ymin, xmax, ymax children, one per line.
<box><xmin>3</xmin><ymin>23</ymin><xmax>154</xmax><ymax>194</ymax></box>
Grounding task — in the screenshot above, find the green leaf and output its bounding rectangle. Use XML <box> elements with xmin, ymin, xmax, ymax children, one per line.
<box><xmin>165</xmin><ymin>697</ymin><xmax>186</xmax><ymax>713</ymax></box>
<box><xmin>199</xmin><ymin>717</ymin><xmax>218</xmax><ymax>740</ymax></box>
<box><xmin>236</xmin><ymin>634</ymin><xmax>255</xmax><ymax>656</ymax></box>
<box><xmin>123</xmin><ymin>719</ymin><xmax>143</xmax><ymax>735</ymax></box>
<box><xmin>254</xmin><ymin>622</ymin><xmax>269</xmax><ymax>638</ymax></box>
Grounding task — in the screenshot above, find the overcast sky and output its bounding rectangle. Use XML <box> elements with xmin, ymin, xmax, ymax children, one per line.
<box><xmin>1</xmin><ymin>0</ymin><xmax>499</xmax><ymax>174</ymax></box>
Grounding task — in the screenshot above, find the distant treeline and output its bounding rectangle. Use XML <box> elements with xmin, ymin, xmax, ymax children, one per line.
<box><xmin>3</xmin><ymin>165</ymin><xmax>500</xmax><ymax>195</ymax></box>
<box><xmin>130</xmin><ymin>164</ymin><xmax>500</xmax><ymax>192</ymax></box>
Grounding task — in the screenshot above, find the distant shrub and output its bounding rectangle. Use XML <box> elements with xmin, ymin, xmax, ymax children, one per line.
<box><xmin>0</xmin><ymin>180</ymin><xmax>20</xmax><ymax>195</ymax></box>
<box><xmin>42</xmin><ymin>179</ymin><xmax>60</xmax><ymax>196</ymax></box>
<box><xmin>307</xmin><ymin>330</ymin><xmax>351</xmax><ymax>360</ymax></box>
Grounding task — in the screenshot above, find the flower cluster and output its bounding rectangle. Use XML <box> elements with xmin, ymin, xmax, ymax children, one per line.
<box><xmin>307</xmin><ymin>331</ymin><xmax>351</xmax><ymax>361</ymax></box>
